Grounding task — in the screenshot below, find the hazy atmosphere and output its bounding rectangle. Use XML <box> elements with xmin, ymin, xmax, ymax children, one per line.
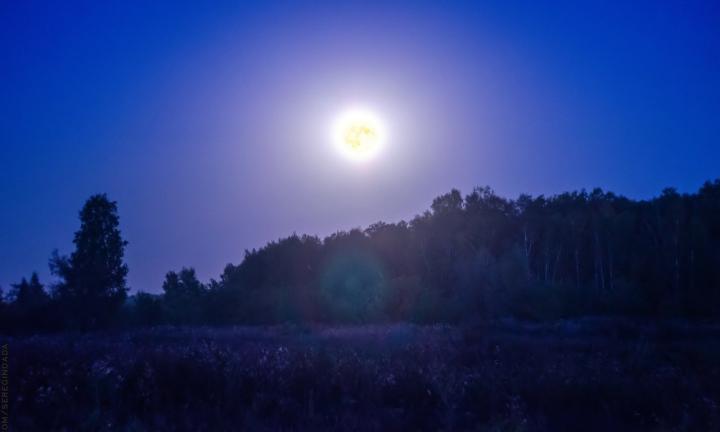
<box><xmin>4</xmin><ymin>2</ymin><xmax>720</xmax><ymax>431</ymax></box>
<box><xmin>3</xmin><ymin>0</ymin><xmax>719</xmax><ymax>292</ymax></box>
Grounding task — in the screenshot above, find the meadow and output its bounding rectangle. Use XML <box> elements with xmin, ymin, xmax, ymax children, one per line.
<box><xmin>8</xmin><ymin>319</ymin><xmax>720</xmax><ymax>431</ymax></box>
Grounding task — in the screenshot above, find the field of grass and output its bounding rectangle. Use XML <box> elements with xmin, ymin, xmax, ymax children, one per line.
<box><xmin>7</xmin><ymin>320</ymin><xmax>720</xmax><ymax>431</ymax></box>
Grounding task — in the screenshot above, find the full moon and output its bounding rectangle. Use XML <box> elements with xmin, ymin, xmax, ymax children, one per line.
<box><xmin>332</xmin><ymin>108</ymin><xmax>385</xmax><ymax>162</ymax></box>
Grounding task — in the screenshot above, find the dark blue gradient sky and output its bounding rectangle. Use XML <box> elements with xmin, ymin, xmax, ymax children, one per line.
<box><xmin>2</xmin><ymin>1</ymin><xmax>719</xmax><ymax>292</ymax></box>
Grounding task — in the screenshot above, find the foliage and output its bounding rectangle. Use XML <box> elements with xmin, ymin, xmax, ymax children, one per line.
<box><xmin>161</xmin><ymin>268</ymin><xmax>207</xmax><ymax>324</ymax></box>
<box><xmin>49</xmin><ymin>194</ymin><xmax>129</xmax><ymax>329</ymax></box>
<box><xmin>4</xmin><ymin>180</ymin><xmax>720</xmax><ymax>331</ymax></box>
<box><xmin>178</xmin><ymin>179</ymin><xmax>720</xmax><ymax>324</ymax></box>
<box><xmin>2</xmin><ymin>273</ymin><xmax>52</xmax><ymax>330</ymax></box>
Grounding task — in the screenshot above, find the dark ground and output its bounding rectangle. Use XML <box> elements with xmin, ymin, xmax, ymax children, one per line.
<box><xmin>6</xmin><ymin>319</ymin><xmax>720</xmax><ymax>431</ymax></box>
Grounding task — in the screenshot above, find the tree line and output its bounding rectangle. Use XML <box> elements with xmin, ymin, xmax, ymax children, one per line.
<box><xmin>2</xmin><ymin>180</ymin><xmax>720</xmax><ymax>331</ymax></box>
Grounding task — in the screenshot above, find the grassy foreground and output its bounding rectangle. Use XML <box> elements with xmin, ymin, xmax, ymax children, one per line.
<box><xmin>7</xmin><ymin>320</ymin><xmax>720</xmax><ymax>431</ymax></box>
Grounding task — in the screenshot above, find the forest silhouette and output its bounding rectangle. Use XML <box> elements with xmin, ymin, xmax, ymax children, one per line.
<box><xmin>3</xmin><ymin>179</ymin><xmax>720</xmax><ymax>332</ymax></box>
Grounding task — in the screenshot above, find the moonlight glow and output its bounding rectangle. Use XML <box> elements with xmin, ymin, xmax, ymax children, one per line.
<box><xmin>332</xmin><ymin>108</ymin><xmax>385</xmax><ymax>162</ymax></box>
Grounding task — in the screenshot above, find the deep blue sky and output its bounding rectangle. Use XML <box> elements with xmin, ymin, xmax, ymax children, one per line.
<box><xmin>2</xmin><ymin>0</ymin><xmax>719</xmax><ymax>292</ymax></box>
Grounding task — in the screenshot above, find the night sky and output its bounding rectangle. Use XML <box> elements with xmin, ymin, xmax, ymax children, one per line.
<box><xmin>2</xmin><ymin>1</ymin><xmax>719</xmax><ymax>292</ymax></box>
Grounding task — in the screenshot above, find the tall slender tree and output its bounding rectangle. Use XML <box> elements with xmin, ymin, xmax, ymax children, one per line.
<box><xmin>51</xmin><ymin>194</ymin><xmax>129</xmax><ymax>328</ymax></box>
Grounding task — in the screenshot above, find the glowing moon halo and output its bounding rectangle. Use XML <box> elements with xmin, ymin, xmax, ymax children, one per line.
<box><xmin>332</xmin><ymin>108</ymin><xmax>385</xmax><ymax>162</ymax></box>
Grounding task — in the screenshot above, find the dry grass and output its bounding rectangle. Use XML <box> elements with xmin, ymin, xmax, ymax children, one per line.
<box><xmin>7</xmin><ymin>320</ymin><xmax>720</xmax><ymax>431</ymax></box>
